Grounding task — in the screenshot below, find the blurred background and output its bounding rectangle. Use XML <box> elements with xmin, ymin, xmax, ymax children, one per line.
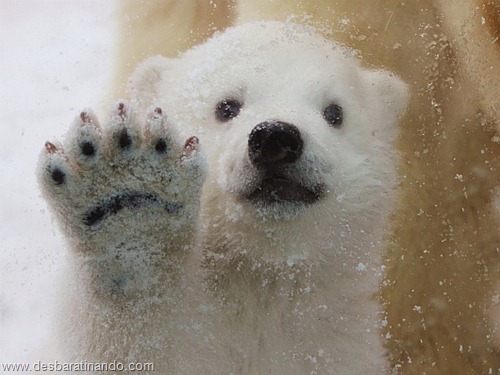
<box><xmin>1</xmin><ymin>1</ymin><xmax>498</xmax><ymax>373</ymax></box>
<box><xmin>0</xmin><ymin>0</ymin><xmax>117</xmax><ymax>365</ymax></box>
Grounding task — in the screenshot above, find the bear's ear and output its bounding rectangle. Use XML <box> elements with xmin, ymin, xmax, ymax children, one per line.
<box><xmin>362</xmin><ymin>69</ymin><xmax>410</xmax><ymax>126</ymax></box>
<box><xmin>127</xmin><ymin>55</ymin><xmax>177</xmax><ymax>111</ymax></box>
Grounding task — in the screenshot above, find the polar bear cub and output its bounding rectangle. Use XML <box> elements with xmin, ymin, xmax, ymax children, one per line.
<box><xmin>38</xmin><ymin>21</ymin><xmax>408</xmax><ymax>374</ymax></box>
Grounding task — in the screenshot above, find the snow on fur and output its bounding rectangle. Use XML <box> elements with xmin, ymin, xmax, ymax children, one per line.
<box><xmin>39</xmin><ymin>21</ymin><xmax>408</xmax><ymax>374</ymax></box>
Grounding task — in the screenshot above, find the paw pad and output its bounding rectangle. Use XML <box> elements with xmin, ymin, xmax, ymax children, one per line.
<box><xmin>82</xmin><ymin>191</ymin><xmax>183</xmax><ymax>227</ymax></box>
<box><xmin>155</xmin><ymin>138</ymin><xmax>168</xmax><ymax>154</ymax></box>
<box><xmin>38</xmin><ymin>104</ymin><xmax>206</xmax><ymax>236</ymax></box>
<box><xmin>80</xmin><ymin>141</ymin><xmax>96</xmax><ymax>157</ymax></box>
<box><xmin>106</xmin><ymin>101</ymin><xmax>139</xmax><ymax>154</ymax></box>
<box><xmin>44</xmin><ymin>142</ymin><xmax>67</xmax><ymax>185</ymax></box>
<box><xmin>51</xmin><ymin>168</ymin><xmax>66</xmax><ymax>185</ymax></box>
<box><xmin>118</xmin><ymin>128</ymin><xmax>132</xmax><ymax>150</ymax></box>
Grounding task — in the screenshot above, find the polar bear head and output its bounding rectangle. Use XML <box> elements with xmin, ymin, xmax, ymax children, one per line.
<box><xmin>130</xmin><ymin>21</ymin><xmax>408</xmax><ymax>262</ymax></box>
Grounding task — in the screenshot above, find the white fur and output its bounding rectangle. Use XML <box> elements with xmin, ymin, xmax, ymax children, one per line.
<box><xmin>39</xmin><ymin>22</ymin><xmax>408</xmax><ymax>374</ymax></box>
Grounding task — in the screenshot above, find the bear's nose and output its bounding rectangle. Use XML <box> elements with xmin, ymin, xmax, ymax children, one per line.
<box><xmin>248</xmin><ymin>121</ymin><xmax>303</xmax><ymax>166</ymax></box>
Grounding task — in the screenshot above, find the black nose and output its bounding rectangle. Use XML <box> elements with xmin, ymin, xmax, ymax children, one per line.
<box><xmin>248</xmin><ymin>121</ymin><xmax>303</xmax><ymax>166</ymax></box>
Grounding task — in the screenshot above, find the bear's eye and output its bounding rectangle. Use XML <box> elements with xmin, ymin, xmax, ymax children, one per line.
<box><xmin>215</xmin><ymin>99</ymin><xmax>242</xmax><ymax>122</ymax></box>
<box><xmin>323</xmin><ymin>103</ymin><xmax>343</xmax><ymax>128</ymax></box>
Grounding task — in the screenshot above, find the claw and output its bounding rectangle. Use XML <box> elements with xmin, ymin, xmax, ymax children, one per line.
<box><xmin>145</xmin><ymin>107</ymin><xmax>165</xmax><ymax>140</ymax></box>
<box><xmin>112</xmin><ymin>101</ymin><xmax>132</xmax><ymax>124</ymax></box>
<box><xmin>184</xmin><ymin>136</ymin><xmax>199</xmax><ymax>149</ymax></box>
<box><xmin>79</xmin><ymin>110</ymin><xmax>99</xmax><ymax>128</ymax></box>
<box><xmin>149</xmin><ymin>107</ymin><xmax>164</xmax><ymax>123</ymax></box>
<box><xmin>80</xmin><ymin>111</ymin><xmax>91</xmax><ymax>123</ymax></box>
<box><xmin>117</xmin><ymin>102</ymin><xmax>127</xmax><ymax>118</ymax></box>
<box><xmin>181</xmin><ymin>136</ymin><xmax>199</xmax><ymax>159</ymax></box>
<box><xmin>45</xmin><ymin>141</ymin><xmax>58</xmax><ymax>154</ymax></box>
<box><xmin>148</xmin><ymin>106</ymin><xmax>163</xmax><ymax>121</ymax></box>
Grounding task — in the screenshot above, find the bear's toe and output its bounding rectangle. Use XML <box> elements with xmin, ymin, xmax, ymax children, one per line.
<box><xmin>66</xmin><ymin>109</ymin><xmax>102</xmax><ymax>166</ymax></box>
<box><xmin>39</xmin><ymin>142</ymin><xmax>70</xmax><ymax>188</ymax></box>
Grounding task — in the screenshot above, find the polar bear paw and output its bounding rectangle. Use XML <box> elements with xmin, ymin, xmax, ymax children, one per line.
<box><xmin>38</xmin><ymin>102</ymin><xmax>205</xmax><ymax>253</ymax></box>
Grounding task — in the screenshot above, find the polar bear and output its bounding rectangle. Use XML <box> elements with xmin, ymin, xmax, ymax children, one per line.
<box><xmin>112</xmin><ymin>2</ymin><xmax>500</xmax><ymax>373</ymax></box>
<box><xmin>38</xmin><ymin>22</ymin><xmax>408</xmax><ymax>374</ymax></box>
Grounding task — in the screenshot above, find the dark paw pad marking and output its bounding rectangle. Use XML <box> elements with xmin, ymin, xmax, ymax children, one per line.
<box><xmin>83</xmin><ymin>190</ymin><xmax>182</xmax><ymax>227</ymax></box>
<box><xmin>80</xmin><ymin>141</ymin><xmax>96</xmax><ymax>157</ymax></box>
<box><xmin>118</xmin><ymin>129</ymin><xmax>132</xmax><ymax>150</ymax></box>
<box><xmin>51</xmin><ymin>168</ymin><xmax>65</xmax><ymax>185</ymax></box>
<box><xmin>155</xmin><ymin>138</ymin><xmax>168</xmax><ymax>154</ymax></box>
